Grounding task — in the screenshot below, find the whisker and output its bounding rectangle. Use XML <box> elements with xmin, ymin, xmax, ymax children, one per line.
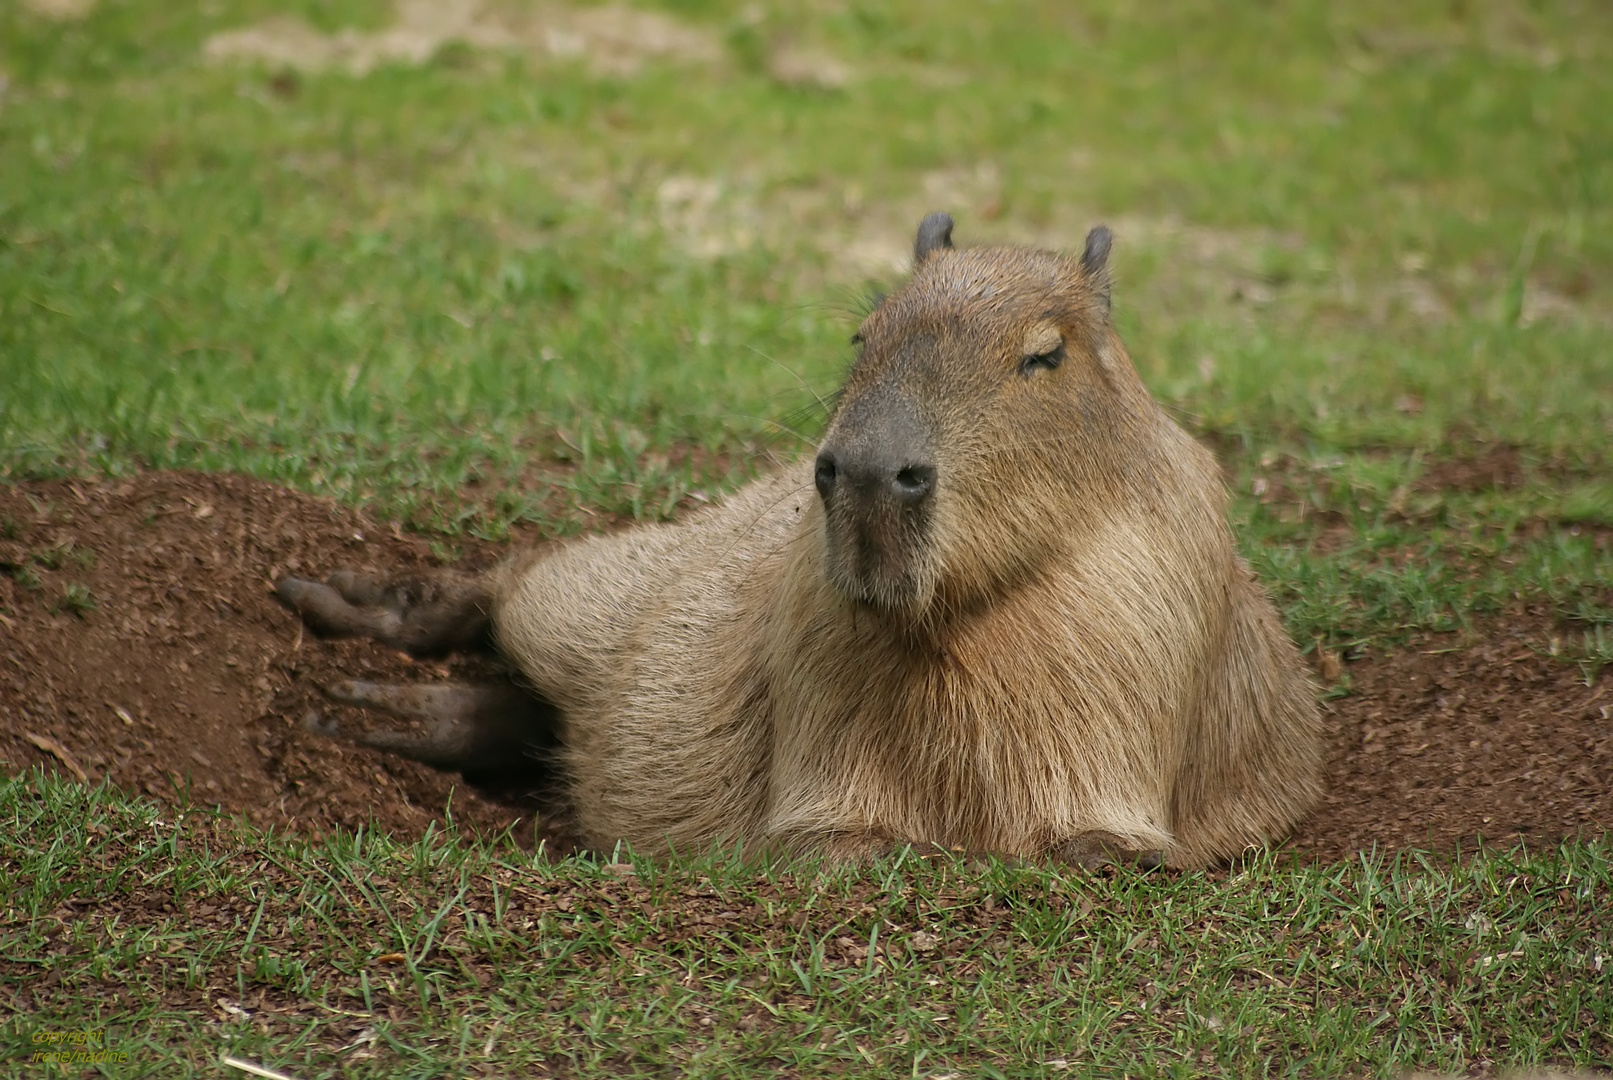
<box><xmin>706</xmin><ymin>476</ymin><xmax>818</xmax><ymax>572</ymax></box>
<box><xmin>745</xmin><ymin>344</ymin><xmax>835</xmax><ymax>420</ymax></box>
<box><xmin>720</xmin><ymin>412</ymin><xmax>820</xmax><ymax>449</ymax></box>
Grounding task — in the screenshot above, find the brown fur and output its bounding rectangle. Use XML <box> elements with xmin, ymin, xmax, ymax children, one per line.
<box><xmin>279</xmin><ymin>218</ymin><xmax>1324</xmax><ymax>868</ymax></box>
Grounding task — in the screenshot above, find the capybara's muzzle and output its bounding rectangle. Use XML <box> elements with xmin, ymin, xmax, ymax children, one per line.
<box><xmin>814</xmin><ymin>393</ymin><xmax>937</xmax><ymax>610</ymax></box>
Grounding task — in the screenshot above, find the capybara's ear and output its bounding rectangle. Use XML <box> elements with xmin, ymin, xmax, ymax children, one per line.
<box><xmin>1080</xmin><ymin>225</ymin><xmax>1114</xmax><ymax>312</ymax></box>
<box><xmin>913</xmin><ymin>211</ymin><xmax>955</xmax><ymax>266</ymax></box>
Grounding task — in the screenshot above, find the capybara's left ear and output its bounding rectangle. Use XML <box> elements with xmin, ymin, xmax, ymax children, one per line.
<box><xmin>913</xmin><ymin>211</ymin><xmax>955</xmax><ymax>266</ymax></box>
<box><xmin>1080</xmin><ymin>225</ymin><xmax>1113</xmax><ymax>312</ymax></box>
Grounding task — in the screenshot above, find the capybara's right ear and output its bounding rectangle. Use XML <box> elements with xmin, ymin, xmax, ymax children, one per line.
<box><xmin>913</xmin><ymin>211</ymin><xmax>955</xmax><ymax>266</ymax></box>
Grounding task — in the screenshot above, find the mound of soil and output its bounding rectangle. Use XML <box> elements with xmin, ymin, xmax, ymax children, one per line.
<box><xmin>0</xmin><ymin>472</ymin><xmax>551</xmax><ymax>844</ymax></box>
<box><xmin>2</xmin><ymin>472</ymin><xmax>1609</xmax><ymax>862</ymax></box>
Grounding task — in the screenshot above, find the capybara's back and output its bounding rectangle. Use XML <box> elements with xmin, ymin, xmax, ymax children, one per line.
<box><xmin>489</xmin><ymin>215</ymin><xmax>1324</xmax><ymax>866</ymax></box>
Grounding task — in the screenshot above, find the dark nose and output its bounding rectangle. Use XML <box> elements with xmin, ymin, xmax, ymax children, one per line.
<box><xmin>814</xmin><ymin>449</ymin><xmax>935</xmax><ymax>507</ymax></box>
<box><xmin>891</xmin><ymin>463</ymin><xmax>935</xmax><ymax>504</ymax></box>
<box><xmin>814</xmin><ymin>451</ymin><xmax>838</xmax><ymax>501</ymax></box>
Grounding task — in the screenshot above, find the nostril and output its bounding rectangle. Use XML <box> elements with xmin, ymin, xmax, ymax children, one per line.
<box><xmin>814</xmin><ymin>453</ymin><xmax>838</xmax><ymax>500</ymax></box>
<box><xmin>893</xmin><ymin>464</ymin><xmax>935</xmax><ymax>503</ymax></box>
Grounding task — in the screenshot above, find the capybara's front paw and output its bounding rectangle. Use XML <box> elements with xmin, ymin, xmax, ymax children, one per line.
<box><xmin>275</xmin><ymin>568</ymin><xmax>493</xmax><ymax>657</ymax></box>
<box><xmin>1050</xmin><ymin>832</ymin><xmax>1167</xmax><ymax>871</ymax></box>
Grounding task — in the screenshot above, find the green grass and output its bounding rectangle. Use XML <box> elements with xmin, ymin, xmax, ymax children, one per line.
<box><xmin>3</xmin><ymin>771</ymin><xmax>1609</xmax><ymax>1078</ymax></box>
<box><xmin>3</xmin><ymin>0</ymin><xmax>1609</xmax><ymax>618</ymax></box>
<box><xmin>3</xmin><ymin>1</ymin><xmax>1613</xmax><ymax>1075</ymax></box>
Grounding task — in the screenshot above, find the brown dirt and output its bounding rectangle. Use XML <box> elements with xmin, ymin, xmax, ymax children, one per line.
<box><xmin>1412</xmin><ymin>442</ymin><xmax>1544</xmax><ymax>494</ymax></box>
<box><xmin>1291</xmin><ymin>613</ymin><xmax>1612</xmax><ymax>862</ymax></box>
<box><xmin>2</xmin><ymin>471</ymin><xmax>1609</xmax><ymax>863</ymax></box>
<box><xmin>0</xmin><ymin>471</ymin><xmax>558</xmax><ymax>846</ymax></box>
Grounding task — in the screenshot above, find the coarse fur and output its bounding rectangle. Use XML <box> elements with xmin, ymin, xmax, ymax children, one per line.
<box><xmin>278</xmin><ymin>217</ymin><xmax>1324</xmax><ymax>869</ymax></box>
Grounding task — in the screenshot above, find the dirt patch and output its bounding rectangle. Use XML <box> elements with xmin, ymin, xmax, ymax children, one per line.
<box><xmin>1414</xmin><ymin>443</ymin><xmax>1532</xmax><ymax>494</ymax></box>
<box><xmin>202</xmin><ymin>0</ymin><xmax>721</xmax><ymax>78</ymax></box>
<box><xmin>0</xmin><ymin>472</ymin><xmax>560</xmax><ymax>846</ymax></box>
<box><xmin>2</xmin><ymin>472</ymin><xmax>1609</xmax><ymax>861</ymax></box>
<box><xmin>1291</xmin><ymin>611</ymin><xmax>1612</xmax><ymax>862</ymax></box>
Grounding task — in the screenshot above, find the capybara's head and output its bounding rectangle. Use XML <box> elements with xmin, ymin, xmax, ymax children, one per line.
<box><xmin>813</xmin><ymin>213</ymin><xmax>1157</xmax><ymax>619</ymax></box>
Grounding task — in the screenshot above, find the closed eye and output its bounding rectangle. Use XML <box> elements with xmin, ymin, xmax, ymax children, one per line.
<box><xmin>1018</xmin><ymin>343</ymin><xmax>1064</xmax><ymax>376</ymax></box>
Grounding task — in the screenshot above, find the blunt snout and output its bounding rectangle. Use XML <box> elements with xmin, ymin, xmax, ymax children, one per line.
<box><xmin>815</xmin><ymin>390</ymin><xmax>936</xmax><ymax>511</ymax></box>
<box><xmin>813</xmin><ymin>391</ymin><xmax>938</xmax><ymax>609</ymax></box>
<box><xmin>813</xmin><ymin>448</ymin><xmax>935</xmax><ymax>508</ymax></box>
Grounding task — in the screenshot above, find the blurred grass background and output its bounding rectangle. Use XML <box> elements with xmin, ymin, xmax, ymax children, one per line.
<box><xmin>2</xmin><ymin>0</ymin><xmax>1610</xmax><ymax>641</ymax></box>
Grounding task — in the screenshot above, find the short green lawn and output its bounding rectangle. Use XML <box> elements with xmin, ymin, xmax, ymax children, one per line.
<box><xmin>2</xmin><ymin>1</ymin><xmax>1611</xmax><ymax>1075</ymax></box>
<box><xmin>4</xmin><ymin>773</ymin><xmax>1610</xmax><ymax>1078</ymax></box>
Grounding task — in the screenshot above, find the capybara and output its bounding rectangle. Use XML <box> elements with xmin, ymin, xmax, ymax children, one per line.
<box><xmin>278</xmin><ymin>213</ymin><xmax>1323</xmax><ymax>868</ymax></box>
